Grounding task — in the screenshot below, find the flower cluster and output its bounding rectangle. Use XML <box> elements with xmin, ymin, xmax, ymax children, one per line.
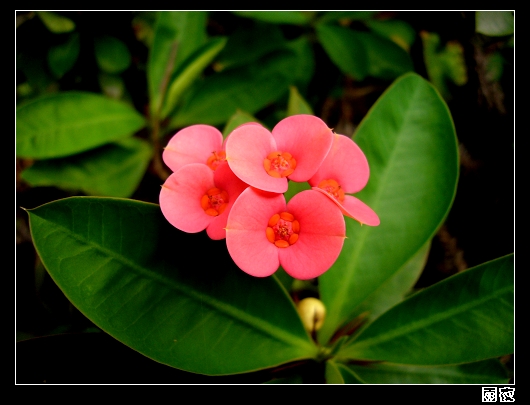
<box><xmin>159</xmin><ymin>115</ymin><xmax>379</xmax><ymax>280</ymax></box>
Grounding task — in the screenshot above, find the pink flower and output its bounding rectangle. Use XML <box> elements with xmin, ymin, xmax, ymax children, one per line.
<box><xmin>309</xmin><ymin>133</ymin><xmax>380</xmax><ymax>226</ymax></box>
<box><xmin>225</xmin><ymin>115</ymin><xmax>334</xmax><ymax>193</ymax></box>
<box><xmin>160</xmin><ymin>162</ymin><xmax>248</xmax><ymax>240</ymax></box>
<box><xmin>225</xmin><ymin>187</ymin><xmax>346</xmax><ymax>280</ymax></box>
<box><xmin>162</xmin><ymin>124</ymin><xmax>227</xmax><ymax>172</ymax></box>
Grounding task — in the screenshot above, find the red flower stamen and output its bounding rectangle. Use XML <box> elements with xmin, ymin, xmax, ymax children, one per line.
<box><xmin>317</xmin><ymin>179</ymin><xmax>345</xmax><ymax>202</ymax></box>
<box><xmin>206</xmin><ymin>151</ymin><xmax>227</xmax><ymax>171</ymax></box>
<box><xmin>263</xmin><ymin>151</ymin><xmax>297</xmax><ymax>178</ymax></box>
<box><xmin>266</xmin><ymin>211</ymin><xmax>300</xmax><ymax>248</ymax></box>
<box><xmin>201</xmin><ymin>187</ymin><xmax>229</xmax><ymax>216</ymax></box>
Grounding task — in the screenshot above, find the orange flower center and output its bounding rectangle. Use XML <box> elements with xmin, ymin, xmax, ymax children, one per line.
<box><xmin>263</xmin><ymin>151</ymin><xmax>297</xmax><ymax>178</ymax></box>
<box><xmin>266</xmin><ymin>211</ymin><xmax>300</xmax><ymax>248</ymax></box>
<box><xmin>201</xmin><ymin>187</ymin><xmax>229</xmax><ymax>216</ymax></box>
<box><xmin>318</xmin><ymin>179</ymin><xmax>345</xmax><ymax>202</ymax></box>
<box><xmin>206</xmin><ymin>151</ymin><xmax>226</xmax><ymax>171</ymax></box>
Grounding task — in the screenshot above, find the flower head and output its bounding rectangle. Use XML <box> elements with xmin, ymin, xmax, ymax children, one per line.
<box><xmin>309</xmin><ymin>133</ymin><xmax>380</xmax><ymax>226</ymax></box>
<box><xmin>160</xmin><ymin>162</ymin><xmax>248</xmax><ymax>240</ymax></box>
<box><xmin>163</xmin><ymin>124</ymin><xmax>227</xmax><ymax>172</ymax></box>
<box><xmin>225</xmin><ymin>187</ymin><xmax>346</xmax><ymax>280</ymax></box>
<box><xmin>225</xmin><ymin>115</ymin><xmax>334</xmax><ymax>193</ymax></box>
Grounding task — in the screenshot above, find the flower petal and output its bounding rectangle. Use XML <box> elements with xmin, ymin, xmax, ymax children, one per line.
<box><xmin>206</xmin><ymin>162</ymin><xmax>249</xmax><ymax>240</ymax></box>
<box><xmin>225</xmin><ymin>188</ymin><xmax>285</xmax><ymax>277</ymax></box>
<box><xmin>162</xmin><ymin>125</ymin><xmax>223</xmax><ymax>172</ymax></box>
<box><xmin>159</xmin><ymin>163</ymin><xmax>215</xmax><ymax>233</ymax></box>
<box><xmin>309</xmin><ymin>133</ymin><xmax>370</xmax><ymax>193</ymax></box>
<box><xmin>311</xmin><ymin>187</ymin><xmax>380</xmax><ymax>226</ymax></box>
<box><xmin>271</xmin><ymin>114</ymin><xmax>334</xmax><ymax>182</ymax></box>
<box><xmin>279</xmin><ymin>189</ymin><xmax>346</xmax><ymax>280</ymax></box>
<box><xmin>225</xmin><ymin>124</ymin><xmax>288</xmax><ymax>193</ymax></box>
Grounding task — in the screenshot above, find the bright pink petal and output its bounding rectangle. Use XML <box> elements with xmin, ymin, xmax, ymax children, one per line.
<box><xmin>159</xmin><ymin>163</ymin><xmax>215</xmax><ymax>233</ymax></box>
<box><xmin>312</xmin><ymin>187</ymin><xmax>380</xmax><ymax>226</ymax></box>
<box><xmin>225</xmin><ymin>188</ymin><xmax>286</xmax><ymax>277</ymax></box>
<box><xmin>309</xmin><ymin>133</ymin><xmax>370</xmax><ymax>193</ymax></box>
<box><xmin>162</xmin><ymin>125</ymin><xmax>223</xmax><ymax>172</ymax></box>
<box><xmin>279</xmin><ymin>190</ymin><xmax>346</xmax><ymax>280</ymax></box>
<box><xmin>271</xmin><ymin>114</ymin><xmax>334</xmax><ymax>182</ymax></box>
<box><xmin>225</xmin><ymin>124</ymin><xmax>288</xmax><ymax>193</ymax></box>
<box><xmin>205</xmin><ymin>162</ymin><xmax>249</xmax><ymax>240</ymax></box>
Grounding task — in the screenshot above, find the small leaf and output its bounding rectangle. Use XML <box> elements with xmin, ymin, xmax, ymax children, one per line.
<box><xmin>326</xmin><ymin>361</ymin><xmax>365</xmax><ymax>383</ymax></box>
<box><xmin>94</xmin><ymin>35</ymin><xmax>132</xmax><ymax>74</ymax></box>
<box><xmin>47</xmin><ymin>32</ymin><xmax>80</xmax><ymax>78</ymax></box>
<box><xmin>37</xmin><ymin>11</ymin><xmax>75</xmax><ymax>33</ymax></box>
<box><xmin>338</xmin><ymin>254</ymin><xmax>514</xmax><ymax>365</ymax></box>
<box><xmin>26</xmin><ymin>197</ymin><xmax>319</xmax><ymax>375</ymax></box>
<box><xmin>476</xmin><ymin>11</ymin><xmax>514</xmax><ymax>37</ymax></box>
<box><xmin>20</xmin><ymin>137</ymin><xmax>152</xmax><ymax>198</ymax></box>
<box><xmin>160</xmin><ymin>36</ymin><xmax>228</xmax><ymax>119</ymax></box>
<box><xmin>287</xmin><ymin>86</ymin><xmax>314</xmax><ymax>116</ymax></box>
<box><xmin>16</xmin><ymin>92</ymin><xmax>146</xmax><ymax>159</ymax></box>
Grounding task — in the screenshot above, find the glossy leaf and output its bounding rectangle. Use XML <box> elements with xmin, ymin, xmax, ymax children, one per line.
<box><xmin>338</xmin><ymin>253</ymin><xmax>514</xmax><ymax>365</ymax></box>
<box><xmin>316</xmin><ymin>24</ymin><xmax>414</xmax><ymax>80</ymax></box>
<box><xmin>26</xmin><ymin>197</ymin><xmax>319</xmax><ymax>375</ymax></box>
<box><xmin>364</xmin><ymin>19</ymin><xmax>416</xmax><ymax>52</ymax></box>
<box><xmin>169</xmin><ymin>49</ymin><xmax>300</xmax><ymax>127</ymax></box>
<box><xmin>160</xmin><ymin>36</ymin><xmax>228</xmax><ymax>119</ymax></box>
<box><xmin>232</xmin><ymin>11</ymin><xmax>312</xmax><ymax>25</ymax></box>
<box><xmin>94</xmin><ymin>35</ymin><xmax>132</xmax><ymax>74</ymax></box>
<box><xmin>148</xmin><ymin>11</ymin><xmax>208</xmax><ymax>117</ymax></box>
<box><xmin>16</xmin><ymin>92</ymin><xmax>146</xmax><ymax>159</ymax></box>
<box><xmin>344</xmin><ymin>359</ymin><xmax>509</xmax><ymax>384</ymax></box>
<box><xmin>47</xmin><ymin>33</ymin><xmax>80</xmax><ymax>78</ymax></box>
<box><xmin>20</xmin><ymin>137</ymin><xmax>152</xmax><ymax>198</ymax></box>
<box><xmin>318</xmin><ymin>73</ymin><xmax>459</xmax><ymax>345</ymax></box>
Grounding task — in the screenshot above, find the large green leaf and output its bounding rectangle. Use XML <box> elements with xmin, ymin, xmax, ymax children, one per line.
<box><xmin>316</xmin><ymin>24</ymin><xmax>414</xmax><ymax>80</ymax></box>
<box><xmin>20</xmin><ymin>137</ymin><xmax>152</xmax><ymax>198</ymax></box>
<box><xmin>26</xmin><ymin>197</ymin><xmax>319</xmax><ymax>375</ymax></box>
<box><xmin>169</xmin><ymin>48</ymin><xmax>300</xmax><ymax>128</ymax></box>
<box><xmin>147</xmin><ymin>11</ymin><xmax>208</xmax><ymax>117</ymax></box>
<box><xmin>337</xmin><ymin>254</ymin><xmax>514</xmax><ymax>365</ymax></box>
<box><xmin>318</xmin><ymin>73</ymin><xmax>459</xmax><ymax>344</ymax></box>
<box><xmin>325</xmin><ymin>361</ymin><xmax>363</xmax><ymax>384</ymax></box>
<box><xmin>16</xmin><ymin>92</ymin><xmax>146</xmax><ymax>159</ymax></box>
<box><xmin>343</xmin><ymin>359</ymin><xmax>509</xmax><ymax>384</ymax></box>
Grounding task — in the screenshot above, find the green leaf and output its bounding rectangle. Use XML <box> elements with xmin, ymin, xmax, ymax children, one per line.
<box><xmin>338</xmin><ymin>253</ymin><xmax>514</xmax><ymax>365</ymax></box>
<box><xmin>232</xmin><ymin>11</ymin><xmax>313</xmax><ymax>25</ymax></box>
<box><xmin>316</xmin><ymin>24</ymin><xmax>414</xmax><ymax>80</ymax></box>
<box><xmin>47</xmin><ymin>32</ymin><xmax>80</xmax><ymax>78</ymax></box>
<box><xmin>16</xmin><ymin>92</ymin><xmax>146</xmax><ymax>159</ymax></box>
<box><xmin>476</xmin><ymin>11</ymin><xmax>514</xmax><ymax>37</ymax></box>
<box><xmin>344</xmin><ymin>359</ymin><xmax>510</xmax><ymax>384</ymax></box>
<box><xmin>37</xmin><ymin>11</ymin><xmax>75</xmax><ymax>33</ymax></box>
<box><xmin>20</xmin><ymin>137</ymin><xmax>152</xmax><ymax>198</ymax></box>
<box><xmin>160</xmin><ymin>36</ymin><xmax>228</xmax><ymax>120</ymax></box>
<box><xmin>169</xmin><ymin>49</ymin><xmax>300</xmax><ymax>128</ymax></box>
<box><xmin>147</xmin><ymin>11</ymin><xmax>208</xmax><ymax>117</ymax></box>
<box><xmin>222</xmin><ymin>110</ymin><xmax>264</xmax><ymax>138</ymax></box>
<box><xmin>26</xmin><ymin>197</ymin><xmax>319</xmax><ymax>375</ymax></box>
<box><xmin>287</xmin><ymin>86</ymin><xmax>314</xmax><ymax>116</ymax></box>
<box><xmin>316</xmin><ymin>11</ymin><xmax>378</xmax><ymax>24</ymax></box>
<box><xmin>94</xmin><ymin>35</ymin><xmax>132</xmax><ymax>74</ymax></box>
<box><xmin>318</xmin><ymin>73</ymin><xmax>459</xmax><ymax>345</ymax></box>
